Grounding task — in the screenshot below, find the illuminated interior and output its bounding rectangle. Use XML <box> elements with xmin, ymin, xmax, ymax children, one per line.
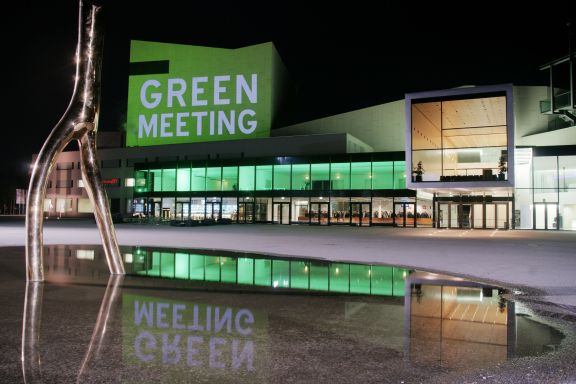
<box><xmin>411</xmin><ymin>95</ymin><xmax>508</xmax><ymax>182</ymax></box>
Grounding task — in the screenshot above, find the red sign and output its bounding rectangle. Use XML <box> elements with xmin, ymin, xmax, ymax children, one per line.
<box><xmin>102</xmin><ymin>178</ymin><xmax>120</xmax><ymax>186</ymax></box>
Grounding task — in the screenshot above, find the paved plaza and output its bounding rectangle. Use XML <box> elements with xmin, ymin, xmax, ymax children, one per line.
<box><xmin>2</xmin><ymin>218</ymin><xmax>575</xmax><ymax>309</ymax></box>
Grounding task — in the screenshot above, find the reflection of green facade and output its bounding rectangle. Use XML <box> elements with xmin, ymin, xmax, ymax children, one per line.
<box><xmin>127</xmin><ymin>247</ymin><xmax>408</xmax><ymax>296</ymax></box>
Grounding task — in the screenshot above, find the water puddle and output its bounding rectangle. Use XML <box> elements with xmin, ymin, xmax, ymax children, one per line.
<box><xmin>15</xmin><ymin>245</ymin><xmax>566</xmax><ymax>382</ymax></box>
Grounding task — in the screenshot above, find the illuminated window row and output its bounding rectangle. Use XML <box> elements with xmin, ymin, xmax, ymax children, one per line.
<box><xmin>134</xmin><ymin>161</ymin><xmax>407</xmax><ymax>193</ymax></box>
<box><xmin>128</xmin><ymin>249</ymin><xmax>409</xmax><ymax>297</ymax></box>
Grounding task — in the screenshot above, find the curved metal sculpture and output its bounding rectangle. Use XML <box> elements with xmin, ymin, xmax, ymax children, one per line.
<box><xmin>25</xmin><ymin>0</ymin><xmax>125</xmax><ymax>281</ymax></box>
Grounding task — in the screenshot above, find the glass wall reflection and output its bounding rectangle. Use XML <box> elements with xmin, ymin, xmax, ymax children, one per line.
<box><xmin>19</xmin><ymin>245</ymin><xmax>565</xmax><ymax>383</ymax></box>
<box><xmin>126</xmin><ymin>247</ymin><xmax>409</xmax><ymax>297</ymax></box>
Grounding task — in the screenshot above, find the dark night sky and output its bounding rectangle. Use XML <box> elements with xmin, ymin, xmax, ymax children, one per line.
<box><xmin>2</xmin><ymin>1</ymin><xmax>574</xmax><ymax>203</ymax></box>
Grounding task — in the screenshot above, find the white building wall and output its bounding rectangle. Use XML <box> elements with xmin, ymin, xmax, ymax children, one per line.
<box><xmin>273</xmin><ymin>100</ymin><xmax>406</xmax><ymax>152</ymax></box>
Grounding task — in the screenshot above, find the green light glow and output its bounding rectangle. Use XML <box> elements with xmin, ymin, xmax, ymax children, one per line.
<box><xmin>133</xmin><ymin>248</ymin><xmax>409</xmax><ymax>297</ymax></box>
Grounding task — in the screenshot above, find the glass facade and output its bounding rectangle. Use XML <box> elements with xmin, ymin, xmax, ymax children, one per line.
<box><xmin>135</xmin><ymin>159</ymin><xmax>406</xmax><ymax>194</ymax></box>
<box><xmin>411</xmin><ymin>95</ymin><xmax>509</xmax><ymax>183</ymax></box>
<box><xmin>131</xmin><ymin>156</ymin><xmax>430</xmax><ymax>226</ymax></box>
<box><xmin>515</xmin><ymin>154</ymin><xmax>576</xmax><ymax>230</ymax></box>
<box><xmin>128</xmin><ymin>247</ymin><xmax>410</xmax><ymax>297</ymax></box>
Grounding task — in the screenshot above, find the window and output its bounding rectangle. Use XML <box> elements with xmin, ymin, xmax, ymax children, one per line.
<box><xmin>411</xmin><ymin>95</ymin><xmax>508</xmax><ymax>182</ymax></box>
<box><xmin>351</xmin><ymin>162</ymin><xmax>371</xmax><ymax>189</ymax></box>
<box><xmin>56</xmin><ymin>162</ymin><xmax>74</xmax><ymax>170</ymax></box>
<box><xmin>162</xmin><ymin>169</ymin><xmax>176</xmax><ymax>191</ymax></box>
<box><xmin>291</xmin><ymin>164</ymin><xmax>310</xmax><ymax>190</ymax></box>
<box><xmin>330</xmin><ymin>163</ymin><xmax>350</xmax><ymax>190</ymax></box>
<box><xmin>256</xmin><ymin>165</ymin><xmax>272</xmax><ymax>190</ymax></box>
<box><xmin>191</xmin><ymin>168</ymin><xmax>206</xmax><ymax>191</ymax></box>
<box><xmin>176</xmin><ymin>167</ymin><xmax>191</xmax><ymax>191</ymax></box>
<box><xmin>274</xmin><ymin>164</ymin><xmax>291</xmax><ymax>190</ymax></box>
<box><xmin>372</xmin><ymin>162</ymin><xmax>393</xmax><ymax>189</ymax></box>
<box><xmin>206</xmin><ymin>167</ymin><xmax>222</xmax><ymax>191</ymax></box>
<box><xmin>239</xmin><ymin>166</ymin><xmax>255</xmax><ymax>191</ymax></box>
<box><xmin>222</xmin><ymin>167</ymin><xmax>238</xmax><ymax>191</ymax></box>
<box><xmin>311</xmin><ymin>163</ymin><xmax>330</xmax><ymax>190</ymax></box>
<box><xmin>56</xmin><ymin>198</ymin><xmax>73</xmax><ymax>213</ymax></box>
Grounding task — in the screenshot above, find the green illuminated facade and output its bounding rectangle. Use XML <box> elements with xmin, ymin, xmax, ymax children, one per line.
<box><xmin>126</xmin><ymin>41</ymin><xmax>287</xmax><ymax>147</ymax></box>
<box><xmin>130</xmin><ymin>153</ymin><xmax>434</xmax><ymax>227</ymax></box>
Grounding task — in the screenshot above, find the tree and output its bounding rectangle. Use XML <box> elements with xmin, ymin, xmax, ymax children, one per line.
<box><xmin>413</xmin><ymin>161</ymin><xmax>425</xmax><ymax>182</ymax></box>
<box><xmin>498</xmin><ymin>155</ymin><xmax>507</xmax><ymax>180</ymax></box>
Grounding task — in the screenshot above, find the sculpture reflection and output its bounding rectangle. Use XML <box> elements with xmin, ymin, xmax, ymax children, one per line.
<box><xmin>25</xmin><ymin>0</ymin><xmax>124</xmax><ymax>282</ymax></box>
<box><xmin>21</xmin><ymin>275</ymin><xmax>123</xmax><ymax>384</ymax></box>
<box><xmin>21</xmin><ymin>282</ymin><xmax>43</xmax><ymax>383</ymax></box>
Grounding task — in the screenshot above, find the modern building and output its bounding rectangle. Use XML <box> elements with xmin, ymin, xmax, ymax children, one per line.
<box><xmin>36</xmin><ymin>41</ymin><xmax>576</xmax><ymax>230</ymax></box>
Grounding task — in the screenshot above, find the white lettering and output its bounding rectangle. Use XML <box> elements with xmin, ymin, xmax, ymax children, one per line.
<box><xmin>187</xmin><ymin>304</ymin><xmax>204</xmax><ymax>331</ymax></box>
<box><xmin>209</xmin><ymin>112</ymin><xmax>215</xmax><ymax>136</ymax></box>
<box><xmin>187</xmin><ymin>336</ymin><xmax>203</xmax><ymax>367</ymax></box>
<box><xmin>134</xmin><ymin>300</ymin><xmax>154</xmax><ymax>326</ymax></box>
<box><xmin>214</xmin><ymin>75</ymin><xmax>231</xmax><ymax>105</ymax></box>
<box><xmin>236</xmin><ymin>74</ymin><xmax>257</xmax><ymax>104</ymax></box>
<box><xmin>209</xmin><ymin>337</ymin><xmax>226</xmax><ymax>368</ymax></box>
<box><xmin>162</xmin><ymin>334</ymin><xmax>181</xmax><ymax>364</ymax></box>
<box><xmin>134</xmin><ymin>331</ymin><xmax>156</xmax><ymax>362</ymax></box>
<box><xmin>191</xmin><ymin>112</ymin><xmax>207</xmax><ymax>137</ymax></box>
<box><xmin>232</xmin><ymin>340</ymin><xmax>254</xmax><ymax>370</ymax></box>
<box><xmin>156</xmin><ymin>302</ymin><xmax>170</xmax><ymax>328</ymax></box>
<box><xmin>214</xmin><ymin>307</ymin><xmax>232</xmax><ymax>333</ymax></box>
<box><xmin>235</xmin><ymin>309</ymin><xmax>254</xmax><ymax>336</ymax></box>
<box><xmin>173</xmin><ymin>304</ymin><xmax>186</xmax><ymax>329</ymax></box>
<box><xmin>218</xmin><ymin>110</ymin><xmax>235</xmax><ymax>135</ymax></box>
<box><xmin>192</xmin><ymin>77</ymin><xmax>208</xmax><ymax>106</ymax></box>
<box><xmin>140</xmin><ymin>80</ymin><xmax>162</xmax><ymax>109</ymax></box>
<box><xmin>176</xmin><ymin>112</ymin><xmax>190</xmax><ymax>137</ymax></box>
<box><xmin>167</xmin><ymin>78</ymin><xmax>186</xmax><ymax>107</ymax></box>
<box><xmin>238</xmin><ymin>109</ymin><xmax>257</xmax><ymax>135</ymax></box>
<box><xmin>138</xmin><ymin>114</ymin><xmax>157</xmax><ymax>138</ymax></box>
<box><xmin>160</xmin><ymin>114</ymin><xmax>173</xmax><ymax>138</ymax></box>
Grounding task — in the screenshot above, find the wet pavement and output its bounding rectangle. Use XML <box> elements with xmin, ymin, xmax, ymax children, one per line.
<box><xmin>1</xmin><ymin>244</ymin><xmax>575</xmax><ymax>383</ymax></box>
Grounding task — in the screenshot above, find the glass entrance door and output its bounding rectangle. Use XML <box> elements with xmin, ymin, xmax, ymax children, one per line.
<box><xmin>175</xmin><ymin>202</ymin><xmax>190</xmax><ymax>220</ymax></box>
<box><xmin>351</xmin><ymin>202</ymin><xmax>371</xmax><ymax>226</ymax></box>
<box><xmin>460</xmin><ymin>204</ymin><xmax>472</xmax><ymax>228</ymax></box>
<box><xmin>148</xmin><ymin>200</ymin><xmax>161</xmax><ymax>218</ymax></box>
<box><xmin>496</xmin><ymin>204</ymin><xmax>509</xmax><ymax>229</ymax></box>
<box><xmin>273</xmin><ymin>203</ymin><xmax>290</xmax><ymax>224</ymax></box>
<box><xmin>238</xmin><ymin>203</ymin><xmax>254</xmax><ymax>223</ymax></box>
<box><xmin>472</xmin><ymin>204</ymin><xmax>483</xmax><ymax>228</ymax></box>
<box><xmin>535</xmin><ymin>203</ymin><xmax>558</xmax><ymax>230</ymax></box>
<box><xmin>206</xmin><ymin>202</ymin><xmax>221</xmax><ymax>221</ymax></box>
<box><xmin>394</xmin><ymin>203</ymin><xmax>415</xmax><ymax>227</ymax></box>
<box><xmin>438</xmin><ymin>203</ymin><xmax>449</xmax><ymax>228</ymax></box>
<box><xmin>310</xmin><ymin>203</ymin><xmax>329</xmax><ymax>225</ymax></box>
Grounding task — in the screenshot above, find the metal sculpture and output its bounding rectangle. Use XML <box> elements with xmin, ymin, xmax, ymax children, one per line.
<box><xmin>25</xmin><ymin>0</ymin><xmax>125</xmax><ymax>281</ymax></box>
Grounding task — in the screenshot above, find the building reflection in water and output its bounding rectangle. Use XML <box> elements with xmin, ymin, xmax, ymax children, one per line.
<box><xmin>21</xmin><ymin>245</ymin><xmax>564</xmax><ymax>382</ymax></box>
<box><xmin>405</xmin><ymin>272</ymin><xmax>513</xmax><ymax>369</ymax></box>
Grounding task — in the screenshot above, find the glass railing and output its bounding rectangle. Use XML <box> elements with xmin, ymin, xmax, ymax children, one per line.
<box><xmin>540</xmin><ymin>99</ymin><xmax>552</xmax><ymax>113</ymax></box>
<box><xmin>541</xmin><ymin>92</ymin><xmax>573</xmax><ymax>113</ymax></box>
